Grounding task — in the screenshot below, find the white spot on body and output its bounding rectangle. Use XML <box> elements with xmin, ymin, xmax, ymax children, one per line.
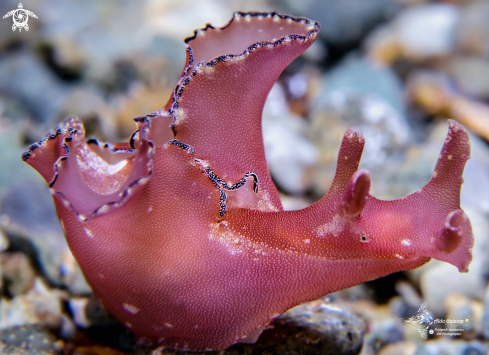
<box><xmin>84</xmin><ymin>228</ymin><xmax>94</xmax><ymax>238</ymax></box>
<box><xmin>401</xmin><ymin>239</ymin><xmax>411</xmax><ymax>247</ymax></box>
<box><xmin>316</xmin><ymin>215</ymin><xmax>348</xmax><ymax>237</ymax></box>
<box><xmin>138</xmin><ymin>176</ymin><xmax>150</xmax><ymax>185</ymax></box>
<box><xmin>148</xmin><ymin>206</ymin><xmax>153</xmax><ymax>212</ymax></box>
<box><xmin>123</xmin><ymin>303</ymin><xmax>140</xmax><ymax>314</ymax></box>
<box><xmin>395</xmin><ymin>254</ymin><xmax>404</xmax><ymax>260</ymax></box>
<box><xmin>97</xmin><ymin>205</ymin><xmax>109</xmax><ymax>214</ymax></box>
<box><xmin>108</xmin><ymin>159</ymin><xmax>128</xmax><ymax>174</ymax></box>
<box><xmin>303</xmin><ymin>239</ymin><xmax>310</xmax><ymax>244</ymax></box>
<box><xmin>208</xmin><ymin>223</ymin><xmax>268</xmax><ymax>256</ymax></box>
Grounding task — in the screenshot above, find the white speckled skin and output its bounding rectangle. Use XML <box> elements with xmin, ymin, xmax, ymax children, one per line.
<box><xmin>24</xmin><ymin>12</ymin><xmax>473</xmax><ymax>351</ymax></box>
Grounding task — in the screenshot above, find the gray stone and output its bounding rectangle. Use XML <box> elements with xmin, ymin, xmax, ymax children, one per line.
<box><xmin>460</xmin><ymin>130</ymin><xmax>489</xmax><ymax>216</ymax></box>
<box><xmin>388</xmin><ymin>282</ymin><xmax>424</xmax><ymax>323</ymax></box>
<box><xmin>317</xmin><ymin>56</ymin><xmax>407</xmax><ymax>117</ymax></box>
<box><xmin>0</xmin><ymin>278</ymin><xmax>68</xmax><ymax>330</ymax></box>
<box><xmin>0</xmin><ymin>325</ymin><xmax>61</xmax><ymax>355</ymax></box>
<box><xmin>0</xmin><ymin>51</ymin><xmax>71</xmax><ymax>124</ymax></box>
<box><xmin>367</xmin><ymin>3</ymin><xmax>459</xmax><ymax>61</ymax></box>
<box><xmin>364</xmin><ymin>121</ymin><xmax>444</xmax><ymax>200</ymax></box>
<box><xmin>308</xmin><ymin>56</ymin><xmax>410</xmax><ymax>197</ymax></box>
<box><xmin>0</xmin><ymin>229</ymin><xmax>8</xmax><ymax>252</ymax></box>
<box><xmin>446</xmin><ymin>56</ymin><xmax>489</xmax><ymax>100</ymax></box>
<box><xmin>32</xmin><ymin>0</ymin><xmax>270</xmax><ymax>90</ymax></box>
<box><xmin>1</xmin><ymin>252</ymin><xmax>36</xmax><ymax>297</ymax></box>
<box><xmin>145</xmin><ymin>299</ymin><xmax>366</xmax><ymax>355</ymax></box>
<box><xmin>424</xmin><ymin>339</ymin><xmax>489</xmax><ymax>355</ymax></box>
<box><xmin>279</xmin><ymin>0</ymin><xmax>401</xmax><ymax>48</ymax></box>
<box><xmin>0</xmin><ymin>121</ymin><xmax>43</xmax><ymax>197</ymax></box>
<box><xmin>455</xmin><ymin>0</ymin><xmax>489</xmax><ymax>57</ymax></box>
<box><xmin>358</xmin><ymin>302</ymin><xmax>404</xmax><ymax>355</ymax></box>
<box><xmin>377</xmin><ymin>341</ymin><xmax>421</xmax><ymax>355</ymax></box>
<box><xmin>481</xmin><ymin>285</ymin><xmax>489</xmax><ymax>340</ymax></box>
<box><xmin>445</xmin><ymin>293</ymin><xmax>482</xmax><ymax>338</ymax></box>
<box><xmin>263</xmin><ymin>84</ymin><xmax>318</xmax><ymax>195</ymax></box>
<box><xmin>35</xmin><ymin>1</ymin><xmax>148</xmax><ymax>84</ymax></box>
<box><xmin>69</xmin><ymin>296</ymin><xmax>118</xmax><ymax>329</ymax></box>
<box><xmin>252</xmin><ymin>299</ymin><xmax>366</xmax><ymax>355</ymax></box>
<box><xmin>1</xmin><ymin>182</ymin><xmax>91</xmax><ymax>295</ymax></box>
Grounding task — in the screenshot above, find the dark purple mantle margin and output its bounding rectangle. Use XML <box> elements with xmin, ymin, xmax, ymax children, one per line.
<box><xmin>25</xmin><ymin>13</ymin><xmax>318</xmax><ymax>156</ymax></box>
<box><xmin>21</xmin><ymin>12</ymin><xmax>318</xmax><ymax>221</ymax></box>
<box><xmin>168</xmin><ymin>12</ymin><xmax>320</xmax><ymax>135</ymax></box>
<box><xmin>22</xmin><ymin>118</ymin><xmax>155</xmax><ymax>222</ymax></box>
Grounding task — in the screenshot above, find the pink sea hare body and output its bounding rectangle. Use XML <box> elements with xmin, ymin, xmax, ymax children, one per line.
<box><xmin>23</xmin><ymin>12</ymin><xmax>473</xmax><ymax>351</ymax></box>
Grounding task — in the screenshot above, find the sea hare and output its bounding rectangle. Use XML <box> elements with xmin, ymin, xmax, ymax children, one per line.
<box><xmin>23</xmin><ymin>12</ymin><xmax>473</xmax><ymax>351</ymax></box>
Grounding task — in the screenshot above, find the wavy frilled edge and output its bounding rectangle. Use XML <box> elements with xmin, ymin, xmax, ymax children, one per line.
<box><xmin>133</xmin><ymin>12</ymin><xmax>320</xmax><ymax>137</ymax></box>
<box><xmin>22</xmin><ymin>12</ymin><xmax>319</xmax><ymax>221</ymax></box>
<box><xmin>22</xmin><ymin>126</ymin><xmax>74</xmax><ymax>162</ymax></box>
<box><xmin>160</xmin><ymin>12</ymin><xmax>320</xmax><ymax>134</ymax></box>
<box><xmin>167</xmin><ymin>139</ymin><xmax>260</xmax><ymax>218</ymax></box>
<box><xmin>23</xmin><ymin>117</ymin><xmax>154</xmax><ymax>221</ymax></box>
<box><xmin>85</xmin><ymin>138</ymin><xmax>135</xmax><ymax>153</ymax></box>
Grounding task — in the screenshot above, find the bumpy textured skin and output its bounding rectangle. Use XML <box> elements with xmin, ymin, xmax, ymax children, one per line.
<box><xmin>23</xmin><ymin>12</ymin><xmax>473</xmax><ymax>351</ymax></box>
